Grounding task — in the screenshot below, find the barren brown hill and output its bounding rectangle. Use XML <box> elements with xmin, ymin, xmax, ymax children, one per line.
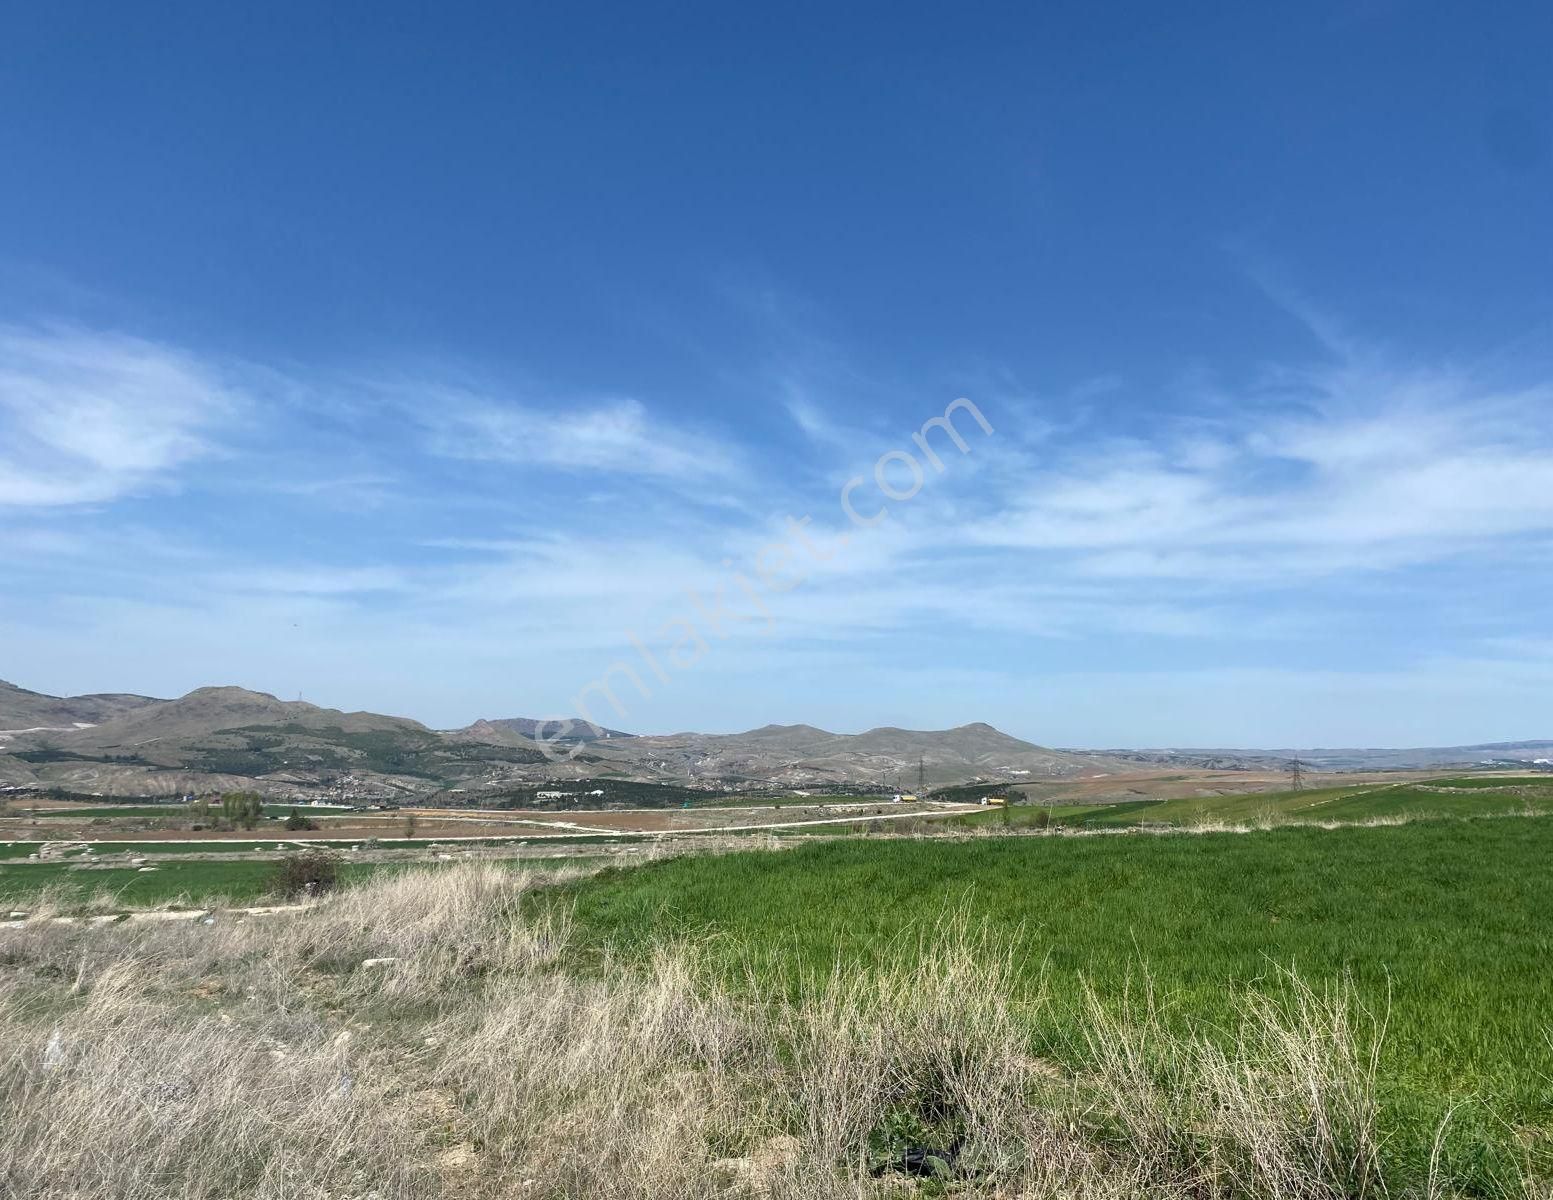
<box><xmin>0</xmin><ymin>681</ymin><xmax>1130</xmax><ymax>800</ymax></box>
<box><xmin>0</xmin><ymin>679</ymin><xmax>163</xmax><ymax>735</ymax></box>
<box><xmin>60</xmin><ymin>686</ymin><xmax>432</xmax><ymax>750</ymax></box>
<box><xmin>596</xmin><ymin>721</ymin><xmax>1126</xmax><ymax>787</ymax></box>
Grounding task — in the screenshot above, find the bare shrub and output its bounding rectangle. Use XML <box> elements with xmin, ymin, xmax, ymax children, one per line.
<box><xmin>267</xmin><ymin>849</ymin><xmax>342</xmax><ymax>899</ymax></box>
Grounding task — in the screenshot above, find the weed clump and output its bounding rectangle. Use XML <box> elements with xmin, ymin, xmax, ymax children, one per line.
<box><xmin>267</xmin><ymin>849</ymin><xmax>341</xmax><ymax>899</ymax></box>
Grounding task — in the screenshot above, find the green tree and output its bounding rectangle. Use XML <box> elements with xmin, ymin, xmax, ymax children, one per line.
<box><xmin>221</xmin><ymin>791</ymin><xmax>264</xmax><ymax>831</ymax></box>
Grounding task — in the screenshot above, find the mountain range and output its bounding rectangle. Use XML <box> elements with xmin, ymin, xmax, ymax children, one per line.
<box><xmin>1</xmin><ymin>679</ymin><xmax>1547</xmax><ymax>803</ymax></box>
<box><xmin>0</xmin><ymin>680</ymin><xmax>1125</xmax><ymax>802</ymax></box>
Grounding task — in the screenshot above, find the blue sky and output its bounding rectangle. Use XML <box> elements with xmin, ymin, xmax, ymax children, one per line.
<box><xmin>2</xmin><ymin>1</ymin><xmax>1551</xmax><ymax>746</ymax></box>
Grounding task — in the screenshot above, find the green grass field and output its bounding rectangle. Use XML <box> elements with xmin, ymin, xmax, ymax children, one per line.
<box><xmin>947</xmin><ymin>779</ymin><xmax>1553</xmax><ymax>831</ymax></box>
<box><xmin>0</xmin><ymin>840</ymin><xmax>289</xmax><ymax>857</ymax></box>
<box><xmin>0</xmin><ymin>854</ymin><xmax>603</xmax><ymax>909</ymax></box>
<box><xmin>946</xmin><ymin>799</ymin><xmax>1164</xmax><ymax>828</ymax></box>
<box><xmin>1427</xmin><ymin>775</ymin><xmax>1553</xmax><ymax>789</ymax></box>
<box><xmin>0</xmin><ymin>859</ymin><xmax>299</xmax><ymax>906</ymax></box>
<box><xmin>5</xmin><ymin>806</ymin><xmax>198</xmax><ymax>820</ymax></box>
<box><xmin>547</xmin><ymin>815</ymin><xmax>1553</xmax><ymax>1186</ymax></box>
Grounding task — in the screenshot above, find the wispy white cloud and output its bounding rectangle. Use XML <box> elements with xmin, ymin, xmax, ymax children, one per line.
<box><xmin>784</xmin><ymin>394</ymin><xmax>849</xmax><ymax>447</ymax></box>
<box><xmin>956</xmin><ymin>360</ymin><xmax>1553</xmax><ymax>582</ymax></box>
<box><xmin>0</xmin><ymin>324</ymin><xmax>237</xmax><ymax>506</ymax></box>
<box><xmin>5</xmin><ymin>306</ymin><xmax>1553</xmax><ymax>743</ymax></box>
<box><xmin>414</xmin><ymin>389</ymin><xmax>741</xmax><ymax>481</ymax></box>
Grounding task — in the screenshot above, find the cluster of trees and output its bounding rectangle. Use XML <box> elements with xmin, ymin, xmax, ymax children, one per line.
<box><xmin>188</xmin><ymin>791</ymin><xmax>265</xmax><ymax>830</ymax></box>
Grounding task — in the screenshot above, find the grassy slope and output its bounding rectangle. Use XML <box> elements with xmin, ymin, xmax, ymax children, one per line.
<box><xmin>552</xmin><ymin>817</ymin><xmax>1553</xmax><ymax>1176</ymax></box>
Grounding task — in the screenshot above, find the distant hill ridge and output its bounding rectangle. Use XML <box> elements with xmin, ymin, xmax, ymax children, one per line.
<box><xmin>458</xmin><ymin>716</ymin><xmax>633</xmax><ymax>743</ymax></box>
<box><xmin>0</xmin><ymin>680</ymin><xmax>1114</xmax><ymax>798</ymax></box>
<box><xmin>0</xmin><ymin>679</ymin><xmax>164</xmax><ymax>731</ymax></box>
<box><xmin>1</xmin><ymin>679</ymin><xmax>1548</xmax><ymax>801</ymax></box>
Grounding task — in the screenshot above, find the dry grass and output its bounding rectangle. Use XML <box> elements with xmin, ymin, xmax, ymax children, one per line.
<box><xmin>0</xmin><ymin>864</ymin><xmax>1540</xmax><ymax>1199</ymax></box>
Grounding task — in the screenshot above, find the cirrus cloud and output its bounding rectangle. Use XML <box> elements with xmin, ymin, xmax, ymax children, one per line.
<box><xmin>0</xmin><ymin>324</ymin><xmax>238</xmax><ymax>507</ymax></box>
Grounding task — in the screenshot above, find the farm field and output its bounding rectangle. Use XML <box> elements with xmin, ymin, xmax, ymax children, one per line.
<box><xmin>0</xmin><ymin>833</ymin><xmax>650</xmax><ymax>859</ymax></box>
<box><xmin>0</xmin><ymin>858</ymin><xmax>318</xmax><ymax>907</ymax></box>
<box><xmin>4</xmin><ymin>803</ymin><xmax>357</xmax><ymax>820</ymax></box>
<box><xmin>687</xmin><ymin>792</ymin><xmax>896</xmax><ymax>808</ymax></box>
<box><xmin>1427</xmin><ymin>775</ymin><xmax>1553</xmax><ymax>789</ymax></box>
<box><xmin>0</xmin><ymin>854</ymin><xmax>607</xmax><ymax>909</ymax></box>
<box><xmin>950</xmin><ymin>777</ymin><xmax>1553</xmax><ymax>830</ymax></box>
<box><xmin>7</xmin><ymin>768</ymin><xmax>1551</xmax><ymax>1191</ymax></box>
<box><xmin>0</xmin><ymin>840</ymin><xmax>288</xmax><ymax>860</ymax></box>
<box><xmin>5</xmin><ymin>809</ymin><xmax>1551</xmax><ymax>1196</ymax></box>
<box><xmin>547</xmin><ymin>814</ymin><xmax>1553</xmax><ymax>1186</ymax></box>
<box><xmin>0</xmin><ymin>794</ymin><xmax>979</xmax><ymax>850</ymax></box>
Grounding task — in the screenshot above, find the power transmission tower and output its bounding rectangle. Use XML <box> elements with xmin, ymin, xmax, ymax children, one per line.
<box><xmin>1289</xmin><ymin>756</ymin><xmax>1305</xmax><ymax>792</ymax></box>
<box><xmin>917</xmin><ymin>755</ymin><xmax>925</xmax><ymax>797</ymax></box>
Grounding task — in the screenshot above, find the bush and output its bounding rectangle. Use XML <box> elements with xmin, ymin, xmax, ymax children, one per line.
<box><xmin>268</xmin><ymin>850</ymin><xmax>342</xmax><ymax>899</ymax></box>
<box><xmin>284</xmin><ymin>807</ymin><xmax>319</xmax><ymax>831</ymax></box>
